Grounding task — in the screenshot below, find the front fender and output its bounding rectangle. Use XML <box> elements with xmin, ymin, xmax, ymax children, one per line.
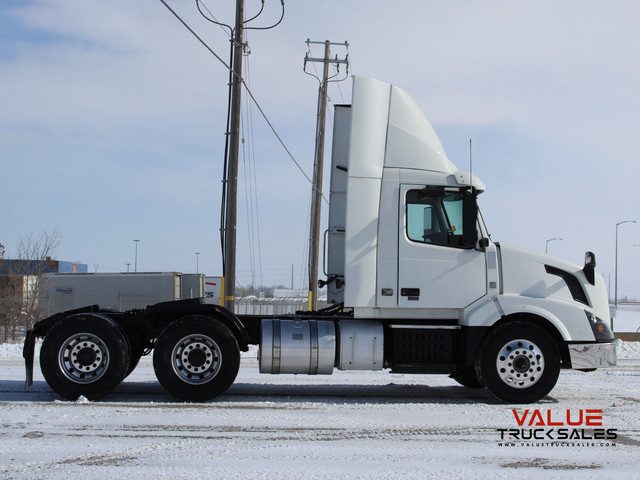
<box><xmin>495</xmin><ymin>294</ymin><xmax>595</xmax><ymax>342</ymax></box>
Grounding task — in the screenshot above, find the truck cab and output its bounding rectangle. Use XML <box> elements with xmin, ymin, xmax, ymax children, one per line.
<box><xmin>322</xmin><ymin>77</ymin><xmax>615</xmax><ymax>400</ymax></box>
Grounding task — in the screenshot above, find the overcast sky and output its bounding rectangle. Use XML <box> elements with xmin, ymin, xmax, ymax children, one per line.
<box><xmin>1</xmin><ymin>0</ymin><xmax>639</xmax><ymax>298</ymax></box>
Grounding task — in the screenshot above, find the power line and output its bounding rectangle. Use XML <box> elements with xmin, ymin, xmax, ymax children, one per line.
<box><xmin>158</xmin><ymin>0</ymin><xmax>323</xmax><ymax>199</ymax></box>
<box><xmin>243</xmin><ymin>47</ymin><xmax>264</xmax><ymax>287</ymax></box>
<box><xmin>159</xmin><ymin>0</ymin><xmax>231</xmax><ymax>70</ymax></box>
<box><xmin>240</xmin><ymin>36</ymin><xmax>265</xmax><ymax>291</ymax></box>
<box><xmin>195</xmin><ymin>0</ymin><xmax>232</xmax><ymax>33</ymax></box>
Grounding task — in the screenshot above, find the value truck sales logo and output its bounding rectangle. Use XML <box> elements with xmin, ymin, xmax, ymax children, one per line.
<box><xmin>497</xmin><ymin>409</ymin><xmax>617</xmax><ymax>447</ymax></box>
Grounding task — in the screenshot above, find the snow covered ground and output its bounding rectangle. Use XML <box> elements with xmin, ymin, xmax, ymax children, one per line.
<box><xmin>1</xmin><ymin>306</ymin><xmax>639</xmax><ymax>479</ymax></box>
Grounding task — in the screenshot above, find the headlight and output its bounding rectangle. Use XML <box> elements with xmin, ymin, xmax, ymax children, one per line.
<box><xmin>585</xmin><ymin>311</ymin><xmax>614</xmax><ymax>341</ymax></box>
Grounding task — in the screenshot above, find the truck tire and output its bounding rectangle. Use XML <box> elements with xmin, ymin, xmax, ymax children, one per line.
<box><xmin>153</xmin><ymin>315</ymin><xmax>240</xmax><ymax>402</ymax></box>
<box><xmin>475</xmin><ymin>321</ymin><xmax>560</xmax><ymax>404</ymax></box>
<box><xmin>40</xmin><ymin>313</ymin><xmax>131</xmax><ymax>400</ymax></box>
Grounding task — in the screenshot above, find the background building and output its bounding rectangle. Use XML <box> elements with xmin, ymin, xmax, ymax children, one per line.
<box><xmin>0</xmin><ymin>258</ymin><xmax>88</xmax><ymax>275</ymax></box>
<box><xmin>0</xmin><ymin>258</ymin><xmax>88</xmax><ymax>342</ymax></box>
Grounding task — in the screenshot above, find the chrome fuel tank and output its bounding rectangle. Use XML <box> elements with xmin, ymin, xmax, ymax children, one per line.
<box><xmin>259</xmin><ymin>319</ymin><xmax>336</xmax><ymax>374</ymax></box>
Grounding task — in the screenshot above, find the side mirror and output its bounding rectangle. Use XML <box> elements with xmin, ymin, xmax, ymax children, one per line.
<box><xmin>462</xmin><ymin>190</ymin><xmax>479</xmax><ymax>249</ymax></box>
<box><xmin>583</xmin><ymin>251</ymin><xmax>596</xmax><ymax>286</ymax></box>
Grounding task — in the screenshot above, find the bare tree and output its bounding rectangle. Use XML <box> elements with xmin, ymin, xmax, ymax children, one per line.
<box><xmin>0</xmin><ymin>229</ymin><xmax>62</xmax><ymax>342</ymax></box>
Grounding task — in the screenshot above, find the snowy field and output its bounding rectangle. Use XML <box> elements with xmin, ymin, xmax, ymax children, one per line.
<box><xmin>1</xmin><ymin>306</ymin><xmax>639</xmax><ymax>479</ymax></box>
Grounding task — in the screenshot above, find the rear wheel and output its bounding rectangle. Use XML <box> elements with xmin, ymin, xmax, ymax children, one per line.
<box><xmin>40</xmin><ymin>314</ymin><xmax>131</xmax><ymax>400</ymax></box>
<box><xmin>153</xmin><ymin>316</ymin><xmax>240</xmax><ymax>402</ymax></box>
<box><xmin>475</xmin><ymin>321</ymin><xmax>560</xmax><ymax>404</ymax></box>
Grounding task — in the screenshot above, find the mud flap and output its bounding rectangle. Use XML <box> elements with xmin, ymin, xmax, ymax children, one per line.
<box><xmin>23</xmin><ymin>329</ymin><xmax>35</xmax><ymax>389</ymax></box>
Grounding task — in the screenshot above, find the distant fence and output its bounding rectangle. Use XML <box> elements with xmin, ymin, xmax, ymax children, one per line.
<box><xmin>235</xmin><ymin>296</ymin><xmax>328</xmax><ymax>316</ymax></box>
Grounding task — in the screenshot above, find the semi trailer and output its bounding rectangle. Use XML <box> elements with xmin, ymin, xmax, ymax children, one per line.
<box><xmin>40</xmin><ymin>272</ymin><xmax>187</xmax><ymax>314</ymax></box>
<box><xmin>23</xmin><ymin>77</ymin><xmax>616</xmax><ymax>404</ymax></box>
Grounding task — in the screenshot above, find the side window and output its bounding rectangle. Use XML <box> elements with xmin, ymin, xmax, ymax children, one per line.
<box><xmin>406</xmin><ymin>189</ymin><xmax>464</xmax><ymax>247</ymax></box>
<box><xmin>443</xmin><ymin>196</ymin><xmax>463</xmax><ymax>234</ymax></box>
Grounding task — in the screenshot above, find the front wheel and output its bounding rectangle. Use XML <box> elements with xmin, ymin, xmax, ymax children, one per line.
<box><xmin>153</xmin><ymin>316</ymin><xmax>240</xmax><ymax>402</ymax></box>
<box><xmin>475</xmin><ymin>321</ymin><xmax>560</xmax><ymax>404</ymax></box>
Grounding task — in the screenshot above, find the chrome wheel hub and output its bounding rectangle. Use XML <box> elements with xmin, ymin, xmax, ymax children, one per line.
<box><xmin>171</xmin><ymin>334</ymin><xmax>222</xmax><ymax>385</ymax></box>
<box><xmin>496</xmin><ymin>339</ymin><xmax>545</xmax><ymax>389</ymax></box>
<box><xmin>59</xmin><ymin>333</ymin><xmax>110</xmax><ymax>384</ymax></box>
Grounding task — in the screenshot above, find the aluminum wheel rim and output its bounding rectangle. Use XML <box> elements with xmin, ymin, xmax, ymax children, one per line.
<box><xmin>171</xmin><ymin>334</ymin><xmax>222</xmax><ymax>385</ymax></box>
<box><xmin>59</xmin><ymin>333</ymin><xmax>110</xmax><ymax>384</ymax></box>
<box><xmin>496</xmin><ymin>339</ymin><xmax>545</xmax><ymax>389</ymax></box>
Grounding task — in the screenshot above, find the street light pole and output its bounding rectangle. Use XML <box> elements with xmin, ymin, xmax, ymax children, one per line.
<box><xmin>545</xmin><ymin>237</ymin><xmax>563</xmax><ymax>254</ymax></box>
<box><xmin>195</xmin><ymin>252</ymin><xmax>200</xmax><ymax>274</ymax></box>
<box><xmin>614</xmin><ymin>220</ymin><xmax>636</xmax><ymax>327</ymax></box>
<box><xmin>133</xmin><ymin>239</ymin><xmax>140</xmax><ymax>273</ymax></box>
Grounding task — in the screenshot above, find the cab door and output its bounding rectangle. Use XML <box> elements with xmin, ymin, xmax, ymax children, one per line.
<box><xmin>397</xmin><ymin>185</ymin><xmax>486</xmax><ymax>309</ymax></box>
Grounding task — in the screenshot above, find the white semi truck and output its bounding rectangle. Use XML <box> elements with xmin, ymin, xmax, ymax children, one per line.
<box><xmin>23</xmin><ymin>77</ymin><xmax>616</xmax><ymax>404</ymax></box>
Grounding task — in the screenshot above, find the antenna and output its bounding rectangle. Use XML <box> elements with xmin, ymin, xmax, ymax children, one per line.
<box><xmin>469</xmin><ymin>139</ymin><xmax>473</xmax><ymax>192</ymax></box>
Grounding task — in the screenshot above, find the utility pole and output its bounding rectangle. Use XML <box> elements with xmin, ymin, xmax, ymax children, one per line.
<box><xmin>223</xmin><ymin>0</ymin><xmax>244</xmax><ymax>311</ymax></box>
<box><xmin>163</xmin><ymin>0</ymin><xmax>283</xmax><ymax>311</ymax></box>
<box><xmin>304</xmin><ymin>40</ymin><xmax>349</xmax><ymax>311</ymax></box>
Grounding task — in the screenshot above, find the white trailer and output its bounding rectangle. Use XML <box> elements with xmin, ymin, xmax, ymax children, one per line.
<box><xmin>41</xmin><ymin>272</ymin><xmax>183</xmax><ymax>314</ymax></box>
<box><xmin>182</xmin><ymin>274</ymin><xmax>205</xmax><ymax>299</ymax></box>
<box><xmin>204</xmin><ymin>276</ymin><xmax>223</xmax><ymax>306</ymax></box>
<box><xmin>25</xmin><ymin>77</ymin><xmax>616</xmax><ymax>404</ymax></box>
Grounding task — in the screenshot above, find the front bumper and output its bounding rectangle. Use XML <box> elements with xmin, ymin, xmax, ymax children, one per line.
<box><xmin>569</xmin><ymin>342</ymin><xmax>617</xmax><ymax>369</ymax></box>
